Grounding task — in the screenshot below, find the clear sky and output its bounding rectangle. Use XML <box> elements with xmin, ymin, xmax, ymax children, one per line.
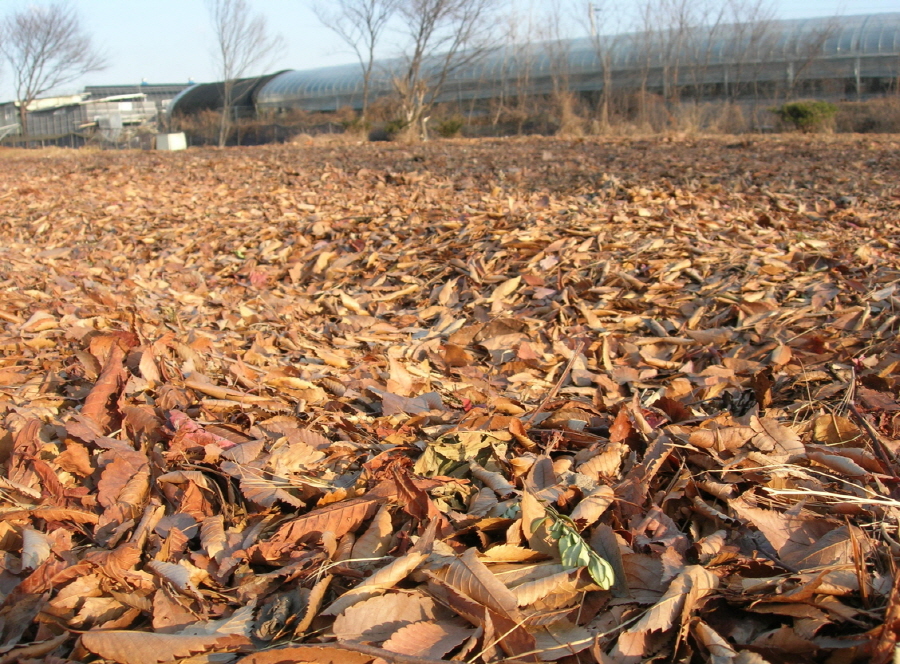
<box><xmin>0</xmin><ymin>0</ymin><xmax>898</xmax><ymax>101</ymax></box>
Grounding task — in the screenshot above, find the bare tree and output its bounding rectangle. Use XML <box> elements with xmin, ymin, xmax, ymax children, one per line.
<box><xmin>312</xmin><ymin>0</ymin><xmax>398</xmax><ymax>123</ymax></box>
<box><xmin>393</xmin><ymin>0</ymin><xmax>499</xmax><ymax>140</ymax></box>
<box><xmin>717</xmin><ymin>0</ymin><xmax>777</xmax><ymax>126</ymax></box>
<box><xmin>784</xmin><ymin>15</ymin><xmax>840</xmax><ymax>100</ymax></box>
<box><xmin>207</xmin><ymin>0</ymin><xmax>283</xmax><ymax>147</ymax></box>
<box><xmin>538</xmin><ymin>0</ymin><xmax>582</xmax><ymax>135</ymax></box>
<box><xmin>631</xmin><ymin>1</ymin><xmax>661</xmax><ymax>127</ymax></box>
<box><xmin>585</xmin><ymin>0</ymin><xmax>625</xmax><ymax>131</ymax></box>
<box><xmin>484</xmin><ymin>0</ymin><xmax>540</xmax><ymax>133</ymax></box>
<box><xmin>0</xmin><ymin>2</ymin><xmax>106</xmax><ymax>138</ymax></box>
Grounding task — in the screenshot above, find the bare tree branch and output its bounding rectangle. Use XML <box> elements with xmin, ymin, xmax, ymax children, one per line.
<box><xmin>393</xmin><ymin>0</ymin><xmax>499</xmax><ymax>140</ymax></box>
<box><xmin>207</xmin><ymin>0</ymin><xmax>284</xmax><ymax>147</ymax></box>
<box><xmin>312</xmin><ymin>0</ymin><xmax>398</xmax><ymax>122</ymax></box>
<box><xmin>0</xmin><ymin>2</ymin><xmax>107</xmax><ymax>138</ymax></box>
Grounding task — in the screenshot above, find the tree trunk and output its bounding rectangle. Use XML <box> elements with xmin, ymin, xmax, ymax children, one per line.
<box><xmin>218</xmin><ymin>107</ymin><xmax>229</xmax><ymax>148</ymax></box>
<box><xmin>18</xmin><ymin>103</ymin><xmax>28</xmax><ymax>146</ymax></box>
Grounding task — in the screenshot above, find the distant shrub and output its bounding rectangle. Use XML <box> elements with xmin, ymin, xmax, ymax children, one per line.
<box><xmin>435</xmin><ymin>116</ymin><xmax>465</xmax><ymax>138</ymax></box>
<box><xmin>368</xmin><ymin>118</ymin><xmax>408</xmax><ymax>141</ymax></box>
<box><xmin>342</xmin><ymin>116</ymin><xmax>371</xmax><ymax>136</ymax></box>
<box><xmin>772</xmin><ymin>100</ymin><xmax>838</xmax><ymax>133</ymax></box>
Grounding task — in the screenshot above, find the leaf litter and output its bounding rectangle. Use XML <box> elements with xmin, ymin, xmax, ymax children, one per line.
<box><xmin>0</xmin><ymin>135</ymin><xmax>899</xmax><ymax>663</ymax></box>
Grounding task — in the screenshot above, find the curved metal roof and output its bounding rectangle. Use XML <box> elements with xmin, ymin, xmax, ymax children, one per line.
<box><xmin>254</xmin><ymin>13</ymin><xmax>900</xmax><ymax>112</ymax></box>
<box><xmin>168</xmin><ymin>71</ymin><xmax>288</xmax><ymax>117</ymax></box>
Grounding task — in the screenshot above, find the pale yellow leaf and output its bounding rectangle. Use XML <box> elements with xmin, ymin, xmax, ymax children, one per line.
<box><xmin>21</xmin><ymin>527</ymin><xmax>51</xmax><ymax>570</ymax></box>
<box><xmin>351</xmin><ymin>503</ymin><xmax>393</xmax><ymax>561</ymax></box>
<box><xmin>489</xmin><ymin>276</ymin><xmax>521</xmax><ymax>302</ymax></box>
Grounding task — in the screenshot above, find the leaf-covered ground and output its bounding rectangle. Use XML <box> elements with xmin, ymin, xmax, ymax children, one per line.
<box><xmin>1</xmin><ymin>135</ymin><xmax>899</xmax><ymax>664</ymax></box>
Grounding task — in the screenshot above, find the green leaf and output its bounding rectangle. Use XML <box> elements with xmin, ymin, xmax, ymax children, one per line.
<box><xmin>559</xmin><ymin>531</ymin><xmax>591</xmax><ymax>568</ymax></box>
<box><xmin>587</xmin><ymin>552</ymin><xmax>615</xmax><ymax>590</ymax></box>
<box><xmin>548</xmin><ymin>518</ymin><xmax>565</xmax><ymax>539</ymax></box>
<box><xmin>536</xmin><ymin>499</ymin><xmax>616</xmax><ymax>589</ymax></box>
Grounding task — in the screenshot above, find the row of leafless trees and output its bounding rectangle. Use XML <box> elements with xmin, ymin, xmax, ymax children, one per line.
<box><xmin>311</xmin><ymin>0</ymin><xmax>843</xmax><ymax>137</ymax></box>
<box><xmin>203</xmin><ymin>0</ymin><xmax>497</xmax><ymax>144</ymax></box>
<box><xmin>0</xmin><ymin>0</ymin><xmax>844</xmax><ymax>144</ymax></box>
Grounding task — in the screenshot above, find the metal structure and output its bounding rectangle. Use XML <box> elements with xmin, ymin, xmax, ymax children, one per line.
<box><xmin>85</xmin><ymin>83</ymin><xmax>191</xmax><ymax>116</ymax></box>
<box><xmin>0</xmin><ymin>83</ymin><xmax>192</xmax><ymax>145</ymax></box>
<box><xmin>166</xmin><ymin>72</ymin><xmax>287</xmax><ymax>120</ymax></box>
<box><xmin>249</xmin><ymin>12</ymin><xmax>900</xmax><ymax>115</ymax></box>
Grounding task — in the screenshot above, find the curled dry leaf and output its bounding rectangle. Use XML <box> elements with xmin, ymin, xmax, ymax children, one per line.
<box><xmin>81</xmin><ymin>344</ymin><xmax>127</xmax><ymax>432</ymax></box>
<box><xmin>469</xmin><ymin>459</ymin><xmax>517</xmax><ymax>498</ymax></box>
<box><xmin>146</xmin><ymin>560</ymin><xmax>204</xmax><ymax>601</ymax></box>
<box><xmin>294</xmin><ymin>574</ymin><xmax>332</xmax><ymax>636</ymax></box>
<box><xmin>569</xmin><ymin>485</ymin><xmax>615</xmax><ymax>528</ymax></box>
<box><xmin>626</xmin><ymin>565</ymin><xmax>719</xmax><ymax>634</ymax></box>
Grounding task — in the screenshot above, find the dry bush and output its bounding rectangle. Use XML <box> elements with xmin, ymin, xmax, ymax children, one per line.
<box><xmin>555</xmin><ymin>91</ymin><xmax>586</xmax><ymax>137</ymax></box>
<box><xmin>710</xmin><ymin>102</ymin><xmax>749</xmax><ymax>134</ymax></box>
<box><xmin>170</xmin><ymin>110</ymin><xmax>223</xmax><ymax>146</ymax></box>
<box><xmin>668</xmin><ymin>102</ymin><xmax>751</xmax><ymax>135</ymax></box>
<box><xmin>289</xmin><ymin>131</ymin><xmax>365</xmax><ymax>146</ymax></box>
<box><xmin>836</xmin><ymin>97</ymin><xmax>900</xmax><ymax>133</ymax></box>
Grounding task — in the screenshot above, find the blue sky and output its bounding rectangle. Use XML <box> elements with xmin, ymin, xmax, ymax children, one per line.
<box><xmin>0</xmin><ymin>0</ymin><xmax>898</xmax><ymax>101</ymax></box>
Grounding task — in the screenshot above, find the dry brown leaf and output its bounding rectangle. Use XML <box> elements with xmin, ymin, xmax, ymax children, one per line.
<box><xmin>529</xmin><ymin>619</ymin><xmax>593</xmax><ymax>660</ymax></box>
<box><xmin>260</xmin><ymin>497</ymin><xmax>380</xmax><ymax>555</ymax></box>
<box><xmin>479</xmin><ymin>545</ymin><xmax>547</xmax><ymax>563</ymax></box>
<box><xmin>692</xmin><ymin>619</ymin><xmax>738</xmax><ymax>664</ymax></box>
<box><xmin>749</xmin><ymin>416</ymin><xmax>804</xmax><ymax>457</ymax></box>
<box><xmin>146</xmin><ymin>560</ymin><xmax>204</xmax><ymax>601</ymax></box>
<box><xmin>628</xmin><ymin>565</ymin><xmax>718</xmax><ymax>633</ymax></box>
<box><xmin>0</xmin><ymin>507</ymin><xmax>99</xmax><ymax>525</ymax></box>
<box><xmin>81</xmin><ymin>344</ymin><xmax>127</xmax><ymax>432</ymax></box>
<box><xmin>729</xmin><ymin>498</ymin><xmax>838</xmax><ymax>568</ymax></box>
<box><xmin>382</xmin><ymin>620</ymin><xmax>472</xmax><ymax>659</ymax></box>
<box><xmin>569</xmin><ymin>485</ymin><xmax>615</xmax><ymax>528</ymax></box>
<box><xmin>81</xmin><ymin>631</ymin><xmax>246</xmax><ymax>664</ymax></box>
<box><xmin>323</xmin><ymin>549</ymin><xmax>429</xmax><ymax>616</ymax></box>
<box><xmin>590</xmin><ymin>524</ymin><xmax>630</xmax><ymax>598</ymax></box>
<box><xmin>200</xmin><ymin>515</ymin><xmax>226</xmax><ymax>560</ymax></box>
<box><xmin>294</xmin><ymin>574</ymin><xmax>333</xmax><ymax>636</ymax></box>
<box><xmin>437</xmin><ymin>548</ymin><xmax>519</xmax><ymax>617</ymax></box>
<box><xmin>21</xmin><ymin>527</ymin><xmax>51</xmax><ymax>571</ymax></box>
<box><xmin>234</xmin><ymin>644</ymin><xmax>382</xmax><ymax>664</ymax></box>
<box><xmin>812</xmin><ymin>414</ymin><xmax>863</xmax><ymax>446</ymax></box>
<box><xmin>511</xmin><ymin>569</ymin><xmax>579</xmax><ymax>606</ymax></box>
<box><xmin>333</xmin><ymin>591</ymin><xmax>443</xmax><ymax>642</ymax></box>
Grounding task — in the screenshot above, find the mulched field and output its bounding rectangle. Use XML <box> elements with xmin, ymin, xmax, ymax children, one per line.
<box><xmin>1</xmin><ymin>135</ymin><xmax>899</xmax><ymax>664</ymax></box>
